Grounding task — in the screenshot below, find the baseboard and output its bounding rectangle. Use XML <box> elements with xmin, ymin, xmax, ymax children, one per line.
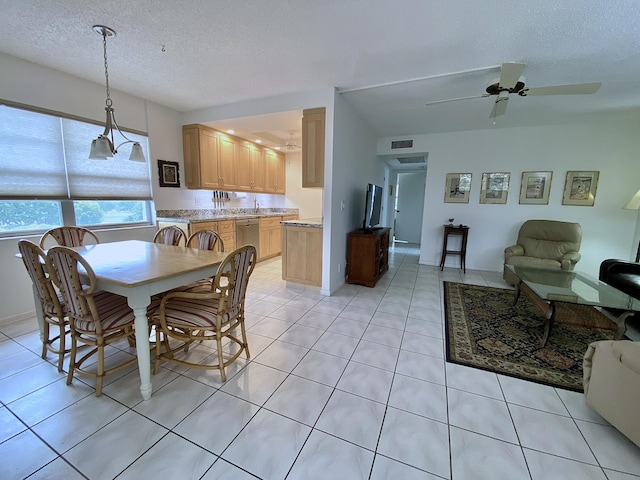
<box><xmin>0</xmin><ymin>311</ymin><xmax>36</xmax><ymax>328</ymax></box>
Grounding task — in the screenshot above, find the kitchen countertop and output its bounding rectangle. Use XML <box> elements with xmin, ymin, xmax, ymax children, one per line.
<box><xmin>281</xmin><ymin>217</ymin><xmax>323</xmax><ymax>228</ymax></box>
<box><xmin>156</xmin><ymin>208</ymin><xmax>299</xmax><ymax>224</ymax></box>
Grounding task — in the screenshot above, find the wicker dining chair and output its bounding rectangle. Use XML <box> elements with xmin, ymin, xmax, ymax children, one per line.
<box><xmin>18</xmin><ymin>240</ymin><xmax>69</xmax><ymax>372</ymax></box>
<box><xmin>153</xmin><ymin>225</ymin><xmax>186</xmax><ymax>246</ymax></box>
<box><xmin>151</xmin><ymin>244</ymin><xmax>257</xmax><ymax>381</ymax></box>
<box><xmin>46</xmin><ymin>245</ymin><xmax>141</xmax><ymax>396</ymax></box>
<box><xmin>39</xmin><ymin>226</ymin><xmax>100</xmax><ymax>249</ymax></box>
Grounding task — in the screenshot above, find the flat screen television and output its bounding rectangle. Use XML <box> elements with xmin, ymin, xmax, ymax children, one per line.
<box><xmin>363</xmin><ymin>183</ymin><xmax>383</xmax><ymax>230</ymax></box>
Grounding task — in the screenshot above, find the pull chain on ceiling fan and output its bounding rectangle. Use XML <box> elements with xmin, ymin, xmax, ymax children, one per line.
<box><xmin>425</xmin><ymin>62</ymin><xmax>601</xmax><ymax>119</ymax></box>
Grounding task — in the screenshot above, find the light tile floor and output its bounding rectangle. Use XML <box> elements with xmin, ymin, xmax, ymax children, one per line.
<box><xmin>1</xmin><ymin>244</ymin><xmax>639</xmax><ymax>479</ymax></box>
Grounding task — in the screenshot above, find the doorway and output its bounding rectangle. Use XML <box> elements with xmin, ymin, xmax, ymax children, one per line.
<box><xmin>394</xmin><ymin>171</ymin><xmax>426</xmax><ymax>244</ymax></box>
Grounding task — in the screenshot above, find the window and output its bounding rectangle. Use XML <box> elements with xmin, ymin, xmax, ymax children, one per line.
<box><xmin>0</xmin><ymin>104</ymin><xmax>153</xmax><ymax>235</ymax></box>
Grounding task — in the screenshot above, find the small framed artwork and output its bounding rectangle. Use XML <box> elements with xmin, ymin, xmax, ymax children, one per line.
<box><xmin>562</xmin><ymin>171</ymin><xmax>599</xmax><ymax>206</ymax></box>
<box><xmin>444</xmin><ymin>173</ymin><xmax>472</xmax><ymax>203</ymax></box>
<box><xmin>480</xmin><ymin>172</ymin><xmax>510</xmax><ymax>204</ymax></box>
<box><xmin>158</xmin><ymin>160</ymin><xmax>180</xmax><ymax>188</ymax></box>
<box><xmin>519</xmin><ymin>171</ymin><xmax>553</xmax><ymax>205</ymax></box>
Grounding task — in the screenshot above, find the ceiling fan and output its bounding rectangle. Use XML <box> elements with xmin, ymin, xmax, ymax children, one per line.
<box><xmin>425</xmin><ymin>62</ymin><xmax>601</xmax><ymax>119</ymax></box>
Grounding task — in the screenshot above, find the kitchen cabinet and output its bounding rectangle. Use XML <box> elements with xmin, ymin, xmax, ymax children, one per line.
<box><xmin>264</xmin><ymin>149</ymin><xmax>286</xmax><ymax>194</ymax></box>
<box><xmin>217</xmin><ymin>219</ymin><xmax>236</xmax><ymax>251</ymax></box>
<box><xmin>302</xmin><ymin>107</ymin><xmax>325</xmax><ymax>188</ymax></box>
<box><xmin>259</xmin><ymin>216</ymin><xmax>282</xmax><ymax>260</ymax></box>
<box><xmin>189</xmin><ymin>221</ymin><xmax>218</xmax><ymax>236</ymax></box>
<box><xmin>182</xmin><ymin>124</ymin><xmax>238</xmax><ymax>191</ymax></box>
<box><xmin>237</xmin><ymin>141</ymin><xmax>265</xmax><ymax>192</ymax></box>
<box><xmin>183</xmin><ymin>125</ymin><xmax>220</xmax><ymax>190</ymax></box>
<box><xmin>282</xmin><ymin>224</ymin><xmax>322</xmax><ymax>286</ymax></box>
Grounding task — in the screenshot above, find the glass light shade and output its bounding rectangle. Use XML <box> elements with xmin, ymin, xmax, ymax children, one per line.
<box><xmin>89</xmin><ymin>136</ymin><xmax>113</xmax><ymax>159</ymax></box>
<box><xmin>129</xmin><ymin>142</ymin><xmax>146</xmax><ymax>162</ymax></box>
<box><xmin>624</xmin><ymin>189</ymin><xmax>640</xmax><ymax>210</ymax></box>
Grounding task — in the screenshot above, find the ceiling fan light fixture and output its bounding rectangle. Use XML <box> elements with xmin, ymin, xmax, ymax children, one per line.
<box><xmin>88</xmin><ymin>25</ymin><xmax>146</xmax><ymax>162</ymax></box>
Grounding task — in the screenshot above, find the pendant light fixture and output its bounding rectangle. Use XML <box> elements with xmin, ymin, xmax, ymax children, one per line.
<box><xmin>89</xmin><ymin>25</ymin><xmax>145</xmax><ymax>162</ymax></box>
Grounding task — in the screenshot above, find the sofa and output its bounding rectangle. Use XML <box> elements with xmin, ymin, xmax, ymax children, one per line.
<box><xmin>583</xmin><ymin>340</ymin><xmax>640</xmax><ymax>447</ymax></box>
<box><xmin>599</xmin><ymin>259</ymin><xmax>640</xmax><ymax>299</ymax></box>
<box><xmin>504</xmin><ymin>220</ymin><xmax>582</xmax><ymax>284</ymax></box>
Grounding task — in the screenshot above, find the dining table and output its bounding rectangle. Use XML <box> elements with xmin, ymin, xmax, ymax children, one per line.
<box><xmin>33</xmin><ymin>240</ymin><xmax>226</xmax><ymax>400</ymax></box>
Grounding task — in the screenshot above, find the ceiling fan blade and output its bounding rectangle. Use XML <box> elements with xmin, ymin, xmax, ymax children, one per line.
<box><xmin>521</xmin><ymin>82</ymin><xmax>601</xmax><ymax>96</ymax></box>
<box><xmin>490</xmin><ymin>96</ymin><xmax>509</xmax><ymax>118</ymax></box>
<box><xmin>499</xmin><ymin>62</ymin><xmax>526</xmax><ymax>90</ymax></box>
<box><xmin>425</xmin><ymin>94</ymin><xmax>490</xmax><ymax>106</ymax></box>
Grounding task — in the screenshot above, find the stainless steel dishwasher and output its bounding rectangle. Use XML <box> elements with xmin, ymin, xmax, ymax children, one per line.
<box><xmin>235</xmin><ymin>218</ymin><xmax>260</xmax><ymax>258</ymax></box>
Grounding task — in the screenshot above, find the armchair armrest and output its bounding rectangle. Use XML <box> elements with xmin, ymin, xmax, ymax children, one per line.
<box><xmin>559</xmin><ymin>252</ymin><xmax>581</xmax><ymax>270</ymax></box>
<box><xmin>504</xmin><ymin>244</ymin><xmax>524</xmax><ymax>260</ymax></box>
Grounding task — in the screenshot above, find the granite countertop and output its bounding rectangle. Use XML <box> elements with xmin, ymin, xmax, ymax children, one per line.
<box><xmin>281</xmin><ymin>217</ymin><xmax>323</xmax><ymax>228</ymax></box>
<box><xmin>156</xmin><ymin>208</ymin><xmax>299</xmax><ymax>224</ymax></box>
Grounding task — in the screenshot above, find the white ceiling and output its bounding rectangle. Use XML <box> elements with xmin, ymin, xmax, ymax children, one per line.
<box><xmin>2</xmin><ymin>0</ymin><xmax>640</xmax><ymax>149</ymax></box>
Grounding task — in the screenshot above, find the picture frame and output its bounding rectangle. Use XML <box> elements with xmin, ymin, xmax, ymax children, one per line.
<box><xmin>562</xmin><ymin>170</ymin><xmax>599</xmax><ymax>206</ymax></box>
<box><xmin>444</xmin><ymin>173</ymin><xmax>472</xmax><ymax>203</ymax></box>
<box><xmin>480</xmin><ymin>172</ymin><xmax>510</xmax><ymax>204</ymax></box>
<box><xmin>158</xmin><ymin>160</ymin><xmax>180</xmax><ymax>188</ymax></box>
<box><xmin>519</xmin><ymin>171</ymin><xmax>553</xmax><ymax>205</ymax></box>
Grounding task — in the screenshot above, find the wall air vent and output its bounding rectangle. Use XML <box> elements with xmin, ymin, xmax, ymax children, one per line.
<box><xmin>391</xmin><ymin>139</ymin><xmax>413</xmax><ymax>149</ymax></box>
<box><xmin>396</xmin><ymin>156</ymin><xmax>425</xmax><ymax>164</ymax></box>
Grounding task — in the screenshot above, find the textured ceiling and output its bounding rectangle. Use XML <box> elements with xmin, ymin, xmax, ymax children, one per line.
<box><xmin>2</xmin><ymin>0</ymin><xmax>640</xmax><ymax>144</ymax></box>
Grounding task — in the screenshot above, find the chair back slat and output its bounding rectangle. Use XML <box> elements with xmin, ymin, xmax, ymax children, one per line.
<box><xmin>39</xmin><ymin>226</ymin><xmax>100</xmax><ymax>249</ymax></box>
<box><xmin>154</xmin><ymin>226</ymin><xmax>186</xmax><ymax>246</ymax></box>
<box><xmin>18</xmin><ymin>240</ymin><xmax>60</xmax><ymax>312</ymax></box>
<box><xmin>216</xmin><ymin>245</ymin><xmax>256</xmax><ymax>310</ymax></box>
<box><xmin>187</xmin><ymin>230</ymin><xmax>224</xmax><ymax>251</ymax></box>
<box><xmin>47</xmin><ymin>246</ymin><xmax>98</xmax><ymax>328</ymax></box>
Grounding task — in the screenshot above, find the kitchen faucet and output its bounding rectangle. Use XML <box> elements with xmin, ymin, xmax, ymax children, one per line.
<box><xmin>253</xmin><ymin>198</ymin><xmax>260</xmax><ymax>212</ymax></box>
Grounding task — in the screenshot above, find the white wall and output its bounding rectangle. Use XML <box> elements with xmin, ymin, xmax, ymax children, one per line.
<box><xmin>284</xmin><ymin>151</ymin><xmax>323</xmax><ymax>219</ymax></box>
<box><xmin>0</xmin><ymin>53</ymin><xmax>171</xmax><ymax>323</ymax></box>
<box><xmin>379</xmin><ymin>114</ymin><xmax>640</xmax><ymax>277</ymax></box>
<box><xmin>329</xmin><ymin>92</ymin><xmax>383</xmax><ymax>293</ymax></box>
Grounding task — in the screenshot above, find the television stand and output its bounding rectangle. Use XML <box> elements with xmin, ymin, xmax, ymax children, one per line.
<box><xmin>347</xmin><ymin>228</ymin><xmax>390</xmax><ymax>287</ymax></box>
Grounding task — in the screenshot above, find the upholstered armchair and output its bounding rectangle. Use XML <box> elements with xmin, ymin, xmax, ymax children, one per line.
<box><xmin>503</xmin><ymin>220</ymin><xmax>582</xmax><ymax>284</ymax></box>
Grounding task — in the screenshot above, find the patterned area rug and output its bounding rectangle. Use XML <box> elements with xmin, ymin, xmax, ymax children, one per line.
<box><xmin>443</xmin><ymin>282</ymin><xmax>617</xmax><ymax>392</ymax></box>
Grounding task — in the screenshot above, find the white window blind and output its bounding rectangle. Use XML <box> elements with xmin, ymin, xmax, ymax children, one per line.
<box><xmin>0</xmin><ymin>104</ymin><xmax>152</xmax><ymax>200</ymax></box>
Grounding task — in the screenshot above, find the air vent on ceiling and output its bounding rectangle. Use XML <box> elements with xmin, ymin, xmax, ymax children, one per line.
<box><xmin>391</xmin><ymin>139</ymin><xmax>413</xmax><ymax>149</ymax></box>
<box><xmin>396</xmin><ymin>156</ymin><xmax>424</xmax><ymax>164</ymax></box>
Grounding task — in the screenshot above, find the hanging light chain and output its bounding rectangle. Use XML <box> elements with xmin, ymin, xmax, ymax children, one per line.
<box><xmin>101</xmin><ymin>28</ymin><xmax>112</xmax><ymax>108</ymax></box>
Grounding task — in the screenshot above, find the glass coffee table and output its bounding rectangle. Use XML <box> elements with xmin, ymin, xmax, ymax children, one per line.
<box><xmin>505</xmin><ymin>264</ymin><xmax>640</xmax><ymax>347</ymax></box>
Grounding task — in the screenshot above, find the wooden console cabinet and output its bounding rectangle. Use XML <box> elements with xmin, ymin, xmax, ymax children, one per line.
<box><xmin>346</xmin><ymin>228</ymin><xmax>390</xmax><ymax>287</ymax></box>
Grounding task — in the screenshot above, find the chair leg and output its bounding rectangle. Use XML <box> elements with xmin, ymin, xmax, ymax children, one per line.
<box><xmin>239</xmin><ymin>317</ymin><xmax>250</xmax><ymax>359</ymax></box>
<box><xmin>57</xmin><ymin>323</ymin><xmax>66</xmax><ymax>372</ymax></box>
<box><xmin>153</xmin><ymin>325</ymin><xmax>163</xmax><ymax>375</ymax></box>
<box><xmin>66</xmin><ymin>333</ymin><xmax>77</xmax><ymax>386</ymax></box>
<box><xmin>216</xmin><ymin>332</ymin><xmax>226</xmax><ymax>382</ymax></box>
<box><xmin>41</xmin><ymin>321</ymin><xmax>50</xmax><ymax>360</ymax></box>
<box><xmin>95</xmin><ymin>339</ymin><xmax>105</xmax><ymax>397</ymax></box>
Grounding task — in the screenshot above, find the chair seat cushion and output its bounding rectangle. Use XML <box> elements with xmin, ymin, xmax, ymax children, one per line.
<box><xmin>506</xmin><ymin>256</ymin><xmax>561</xmax><ymax>270</ymax></box>
<box><xmin>43</xmin><ymin>292</ymin><xmax>66</xmax><ymax>316</ymax></box>
<box><xmin>73</xmin><ymin>291</ymin><xmax>138</xmax><ymax>333</ymax></box>
<box><xmin>161</xmin><ymin>297</ymin><xmax>240</xmax><ymax>328</ymax></box>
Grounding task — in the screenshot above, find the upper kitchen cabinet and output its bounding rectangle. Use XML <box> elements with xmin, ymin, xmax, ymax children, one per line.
<box><xmin>264</xmin><ymin>149</ymin><xmax>286</xmax><ymax>194</ymax></box>
<box><xmin>301</xmin><ymin>107</ymin><xmax>325</xmax><ymax>188</ymax></box>
<box><xmin>182</xmin><ymin>124</ymin><xmax>238</xmax><ymax>191</ymax></box>
<box><xmin>237</xmin><ymin>141</ymin><xmax>265</xmax><ymax>192</ymax></box>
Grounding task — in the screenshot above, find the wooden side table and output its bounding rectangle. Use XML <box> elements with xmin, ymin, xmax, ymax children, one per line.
<box><xmin>439</xmin><ymin>224</ymin><xmax>469</xmax><ymax>273</ymax></box>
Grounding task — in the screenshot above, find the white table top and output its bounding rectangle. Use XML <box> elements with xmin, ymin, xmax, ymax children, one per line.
<box><xmin>71</xmin><ymin>240</ymin><xmax>227</xmax><ymax>288</ymax></box>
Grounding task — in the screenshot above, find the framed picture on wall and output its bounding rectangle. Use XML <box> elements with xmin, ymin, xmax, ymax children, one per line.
<box><xmin>480</xmin><ymin>172</ymin><xmax>510</xmax><ymax>204</ymax></box>
<box><xmin>562</xmin><ymin>171</ymin><xmax>599</xmax><ymax>206</ymax></box>
<box><xmin>444</xmin><ymin>173</ymin><xmax>472</xmax><ymax>203</ymax></box>
<box><xmin>158</xmin><ymin>160</ymin><xmax>180</xmax><ymax>188</ymax></box>
<box><xmin>519</xmin><ymin>171</ymin><xmax>553</xmax><ymax>205</ymax></box>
